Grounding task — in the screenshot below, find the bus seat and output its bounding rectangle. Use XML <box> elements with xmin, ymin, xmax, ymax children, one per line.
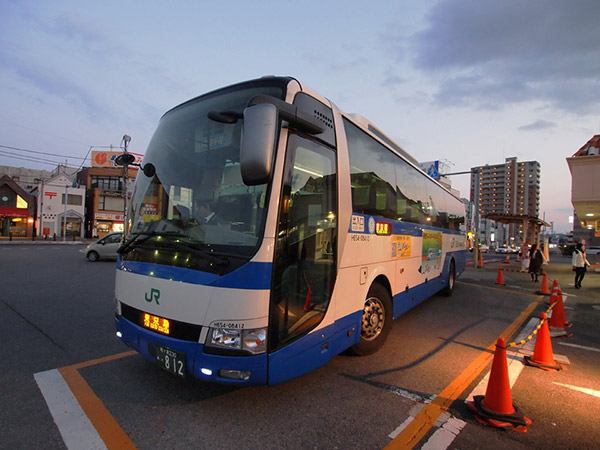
<box><xmin>376</xmin><ymin>192</ymin><xmax>387</xmax><ymax>211</ymax></box>
<box><xmin>352</xmin><ymin>185</ymin><xmax>370</xmax><ymax>207</ymax></box>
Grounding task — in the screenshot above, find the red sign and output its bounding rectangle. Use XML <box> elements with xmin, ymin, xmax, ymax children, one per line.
<box><xmin>45</xmin><ymin>192</ymin><xmax>57</xmax><ymax>199</ymax></box>
<box><xmin>91</xmin><ymin>150</ymin><xmax>144</xmax><ymax>168</ymax></box>
<box><xmin>0</xmin><ymin>207</ymin><xmax>29</xmax><ymax>218</ymax></box>
<box><xmin>95</xmin><ymin>152</ymin><xmax>108</xmax><ymax>166</ymax></box>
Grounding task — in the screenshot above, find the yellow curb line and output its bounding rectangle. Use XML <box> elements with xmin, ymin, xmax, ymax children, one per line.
<box><xmin>58</xmin><ymin>350</ymin><xmax>137</xmax><ymax>449</ymax></box>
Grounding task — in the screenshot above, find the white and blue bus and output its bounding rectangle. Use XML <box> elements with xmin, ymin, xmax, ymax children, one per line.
<box><xmin>114</xmin><ymin>76</ymin><xmax>466</xmax><ymax>385</ymax></box>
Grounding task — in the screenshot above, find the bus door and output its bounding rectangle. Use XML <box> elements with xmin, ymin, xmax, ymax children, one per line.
<box><xmin>268</xmin><ymin>134</ymin><xmax>338</xmax><ymax>384</ymax></box>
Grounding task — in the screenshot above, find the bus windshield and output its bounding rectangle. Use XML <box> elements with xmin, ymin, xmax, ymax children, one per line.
<box><xmin>121</xmin><ymin>83</ymin><xmax>285</xmax><ymax>274</ymax></box>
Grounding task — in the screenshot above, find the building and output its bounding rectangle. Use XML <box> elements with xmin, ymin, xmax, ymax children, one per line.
<box><xmin>470</xmin><ymin>157</ymin><xmax>541</xmax><ymax>247</ymax></box>
<box><xmin>567</xmin><ymin>135</ymin><xmax>600</xmax><ymax>247</ymax></box>
<box><xmin>0</xmin><ymin>175</ymin><xmax>36</xmax><ymax>238</ymax></box>
<box><xmin>0</xmin><ymin>165</ymin><xmax>52</xmax><ymax>191</ymax></box>
<box><xmin>76</xmin><ymin>166</ymin><xmax>137</xmax><ymax>238</ymax></box>
<box><xmin>33</xmin><ymin>172</ymin><xmax>86</xmax><ymax>239</ymax></box>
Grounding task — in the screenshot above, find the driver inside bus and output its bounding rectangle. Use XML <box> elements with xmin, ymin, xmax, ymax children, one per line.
<box><xmin>193</xmin><ymin>198</ymin><xmax>226</xmax><ymax>225</ymax></box>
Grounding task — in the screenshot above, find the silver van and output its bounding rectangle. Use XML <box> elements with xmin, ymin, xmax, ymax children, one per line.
<box><xmin>85</xmin><ymin>232</ymin><xmax>122</xmax><ymax>261</ymax></box>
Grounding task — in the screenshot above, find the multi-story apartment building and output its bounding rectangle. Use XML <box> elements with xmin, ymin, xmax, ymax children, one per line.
<box><xmin>470</xmin><ymin>157</ymin><xmax>541</xmax><ymax>246</ymax></box>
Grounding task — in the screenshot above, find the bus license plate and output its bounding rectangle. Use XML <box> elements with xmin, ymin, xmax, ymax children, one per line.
<box><xmin>156</xmin><ymin>344</ymin><xmax>186</xmax><ymax>378</ymax></box>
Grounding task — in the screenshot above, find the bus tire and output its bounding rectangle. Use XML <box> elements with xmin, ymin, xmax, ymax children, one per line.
<box><xmin>351</xmin><ymin>283</ymin><xmax>392</xmax><ymax>356</ymax></box>
<box><xmin>442</xmin><ymin>260</ymin><xmax>455</xmax><ymax>297</ymax></box>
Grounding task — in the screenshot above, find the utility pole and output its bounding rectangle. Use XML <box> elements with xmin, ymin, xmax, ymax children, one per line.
<box><xmin>63</xmin><ymin>184</ymin><xmax>68</xmax><ymax>241</ymax></box>
<box><xmin>122</xmin><ymin>135</ymin><xmax>131</xmax><ymax>234</ymax></box>
<box><xmin>38</xmin><ymin>179</ymin><xmax>45</xmax><ymax>238</ymax></box>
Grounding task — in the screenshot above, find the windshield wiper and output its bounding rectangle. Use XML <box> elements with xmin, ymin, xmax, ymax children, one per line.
<box><xmin>118</xmin><ymin>231</ymin><xmax>154</xmax><ymax>255</ymax></box>
<box><xmin>118</xmin><ymin>230</ymin><xmax>187</xmax><ymax>255</ymax></box>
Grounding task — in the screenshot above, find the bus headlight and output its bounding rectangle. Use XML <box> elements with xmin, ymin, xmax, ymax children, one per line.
<box><xmin>206</xmin><ymin>327</ymin><xmax>267</xmax><ymax>355</ymax></box>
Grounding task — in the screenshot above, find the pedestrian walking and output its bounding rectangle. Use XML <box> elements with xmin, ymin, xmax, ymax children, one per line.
<box><xmin>528</xmin><ymin>244</ymin><xmax>546</xmax><ymax>282</ymax></box>
<box><xmin>572</xmin><ymin>242</ymin><xmax>591</xmax><ymax>289</ymax></box>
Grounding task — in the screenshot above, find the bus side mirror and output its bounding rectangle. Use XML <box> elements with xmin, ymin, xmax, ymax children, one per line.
<box><xmin>240</xmin><ymin>103</ymin><xmax>278</xmax><ymax>185</ymax></box>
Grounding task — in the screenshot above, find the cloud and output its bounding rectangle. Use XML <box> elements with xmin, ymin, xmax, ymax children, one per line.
<box><xmin>408</xmin><ymin>0</ymin><xmax>600</xmax><ymax>113</ymax></box>
<box><xmin>519</xmin><ymin>120</ymin><xmax>557</xmax><ymax>131</ymax></box>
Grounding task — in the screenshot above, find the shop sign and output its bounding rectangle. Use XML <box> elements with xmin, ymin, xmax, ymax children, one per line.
<box><xmin>103</xmin><ymin>190</ymin><xmax>123</xmax><ymax>197</ymax></box>
<box><xmin>0</xmin><ymin>207</ymin><xmax>29</xmax><ymax>218</ymax></box>
<box><xmin>92</xmin><ymin>151</ymin><xmax>143</xmax><ymax>168</ymax></box>
<box><xmin>95</xmin><ymin>212</ymin><xmax>124</xmax><ymax>221</ymax></box>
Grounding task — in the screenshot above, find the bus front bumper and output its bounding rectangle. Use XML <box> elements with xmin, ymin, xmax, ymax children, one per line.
<box><xmin>115</xmin><ymin>315</ymin><xmax>268</xmax><ymax>385</ymax></box>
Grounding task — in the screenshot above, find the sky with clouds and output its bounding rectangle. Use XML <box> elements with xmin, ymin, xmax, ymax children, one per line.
<box><xmin>1</xmin><ymin>0</ymin><xmax>599</xmax><ymax>233</ymax></box>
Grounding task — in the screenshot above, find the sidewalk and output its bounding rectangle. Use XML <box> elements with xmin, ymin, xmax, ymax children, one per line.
<box><xmin>473</xmin><ymin>253</ymin><xmax>600</xmax><ymax>300</ymax></box>
<box><xmin>0</xmin><ymin>237</ymin><xmax>92</xmax><ymax>245</ymax></box>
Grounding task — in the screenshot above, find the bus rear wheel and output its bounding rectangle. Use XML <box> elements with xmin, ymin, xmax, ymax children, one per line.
<box><xmin>442</xmin><ymin>260</ymin><xmax>455</xmax><ymax>296</ymax></box>
<box><xmin>351</xmin><ymin>283</ymin><xmax>392</xmax><ymax>356</ymax></box>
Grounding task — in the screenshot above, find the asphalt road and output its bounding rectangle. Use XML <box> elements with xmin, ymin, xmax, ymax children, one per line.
<box><xmin>1</xmin><ymin>244</ymin><xmax>599</xmax><ymax>449</ymax></box>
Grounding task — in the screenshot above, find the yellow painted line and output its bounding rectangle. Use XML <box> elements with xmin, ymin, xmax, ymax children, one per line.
<box><xmin>58</xmin><ymin>350</ymin><xmax>138</xmax><ymax>449</ymax></box>
<box><xmin>385</xmin><ymin>300</ymin><xmax>539</xmax><ymax>450</ymax></box>
<box><xmin>67</xmin><ymin>350</ymin><xmax>137</xmax><ymax>370</ymax></box>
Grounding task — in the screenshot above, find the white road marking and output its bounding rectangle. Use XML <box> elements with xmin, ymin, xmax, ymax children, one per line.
<box><xmin>557</xmin><ymin>342</ymin><xmax>600</xmax><ymax>353</ymax></box>
<box><xmin>553</xmin><ymin>382</ymin><xmax>600</xmax><ymax>398</ymax></box>
<box><xmin>34</xmin><ymin>369</ymin><xmax>107</xmax><ymax>450</ymax></box>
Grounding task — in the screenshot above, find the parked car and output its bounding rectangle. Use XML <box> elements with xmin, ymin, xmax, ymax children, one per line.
<box><xmin>586</xmin><ymin>246</ymin><xmax>600</xmax><ymax>256</ymax></box>
<box><xmin>479</xmin><ymin>244</ymin><xmax>489</xmax><ymax>253</ymax></box>
<box><xmin>85</xmin><ymin>232</ymin><xmax>122</xmax><ymax>261</ymax></box>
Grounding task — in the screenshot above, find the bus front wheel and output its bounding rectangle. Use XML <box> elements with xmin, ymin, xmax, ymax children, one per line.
<box><xmin>351</xmin><ymin>283</ymin><xmax>392</xmax><ymax>356</ymax></box>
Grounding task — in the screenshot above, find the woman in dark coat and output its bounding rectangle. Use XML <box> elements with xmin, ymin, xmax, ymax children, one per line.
<box><xmin>528</xmin><ymin>244</ymin><xmax>546</xmax><ymax>281</ymax></box>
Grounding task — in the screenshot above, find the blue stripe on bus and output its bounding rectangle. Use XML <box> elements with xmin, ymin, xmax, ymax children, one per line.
<box><xmin>348</xmin><ymin>213</ymin><xmax>464</xmax><ymax>236</ymax></box>
<box><xmin>118</xmin><ymin>260</ymin><xmax>272</xmax><ymax>289</ymax></box>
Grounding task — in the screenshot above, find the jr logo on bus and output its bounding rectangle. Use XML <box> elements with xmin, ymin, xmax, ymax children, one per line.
<box><xmin>145</xmin><ymin>288</ymin><xmax>160</xmax><ymax>304</ymax></box>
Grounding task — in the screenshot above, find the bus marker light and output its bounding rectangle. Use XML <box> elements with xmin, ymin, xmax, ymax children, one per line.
<box><xmin>375</xmin><ymin>222</ymin><xmax>391</xmax><ymax>235</ymax></box>
<box><xmin>201</xmin><ymin>368</ymin><xmax>213</xmax><ymax>376</ymax></box>
<box><xmin>116</xmin><ymin>331</ymin><xmax>123</xmax><ymax>338</ymax></box>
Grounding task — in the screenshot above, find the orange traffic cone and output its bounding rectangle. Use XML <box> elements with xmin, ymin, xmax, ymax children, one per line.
<box><xmin>537</xmin><ymin>273</ymin><xmax>550</xmax><ymax>295</ymax></box>
<box><xmin>549</xmin><ymin>289</ymin><xmax>572</xmax><ymax>330</ymax></box>
<box><xmin>545</xmin><ymin>279</ymin><xmax>559</xmax><ymax>302</ymax></box>
<box><xmin>523</xmin><ymin>313</ymin><xmax>562</xmax><ymax>371</ymax></box>
<box><xmin>467</xmin><ymin>338</ymin><xmax>531</xmax><ymax>431</ymax></box>
<box><xmin>495</xmin><ymin>266</ymin><xmax>505</xmax><ymax>285</ymax></box>
<box><xmin>516</xmin><ymin>254</ymin><xmax>521</xmax><ymax>262</ymax></box>
<box><xmin>478</xmin><ymin>252</ymin><xmax>484</xmax><ymax>268</ymax></box>
<box><xmin>504</xmin><ymin>255</ymin><xmax>510</xmax><ymax>264</ymax></box>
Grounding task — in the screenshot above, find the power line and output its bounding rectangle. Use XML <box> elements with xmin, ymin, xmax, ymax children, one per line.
<box><xmin>0</xmin><ymin>151</ymin><xmax>61</xmax><ymax>166</ymax></box>
<box><xmin>0</xmin><ymin>144</ymin><xmax>88</xmax><ymax>161</ymax></box>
